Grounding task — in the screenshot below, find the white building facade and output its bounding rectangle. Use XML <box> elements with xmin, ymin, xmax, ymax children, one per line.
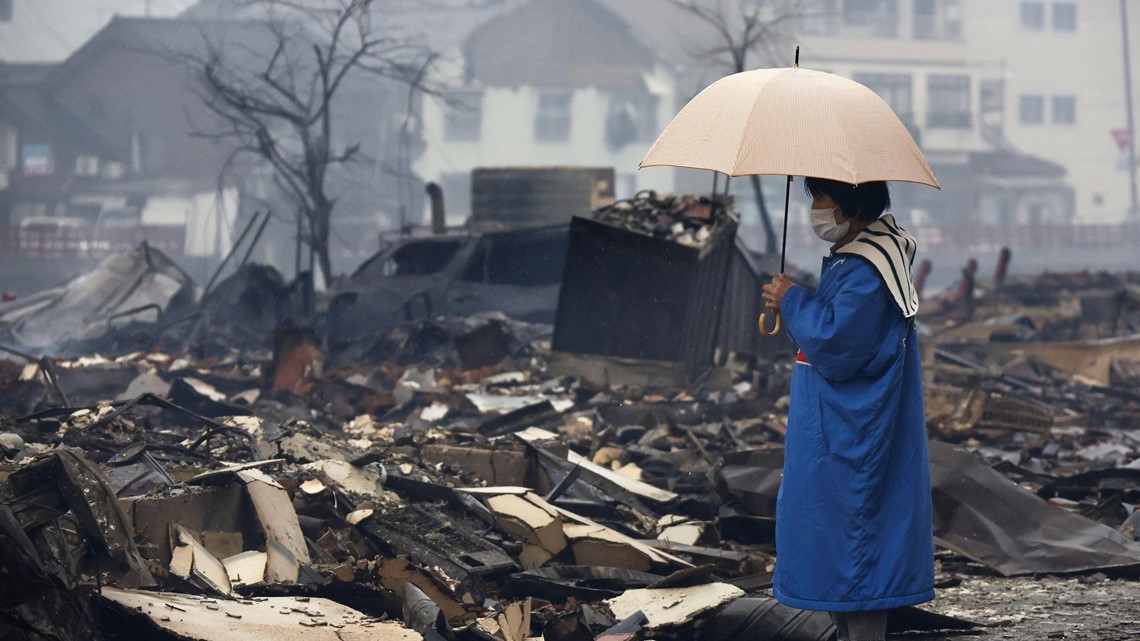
<box><xmin>412</xmin><ymin>0</ymin><xmax>679</xmax><ymax>226</ymax></box>
<box><xmin>796</xmin><ymin>0</ymin><xmax>1140</xmax><ymax>225</ymax></box>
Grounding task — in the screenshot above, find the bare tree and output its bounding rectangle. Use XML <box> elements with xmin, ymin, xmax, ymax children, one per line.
<box><xmin>191</xmin><ymin>0</ymin><xmax>435</xmax><ymax>280</ymax></box>
<box><xmin>668</xmin><ymin>0</ymin><xmax>802</xmax><ymax>254</ymax></box>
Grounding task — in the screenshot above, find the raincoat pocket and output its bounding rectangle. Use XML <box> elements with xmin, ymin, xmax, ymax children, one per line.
<box><xmin>819</xmin><ymin>387</ymin><xmax>888</xmax><ymax>465</ymax></box>
<box><xmin>801</xmin><ymin>380</ymin><xmax>829</xmax><ymax>455</ymax></box>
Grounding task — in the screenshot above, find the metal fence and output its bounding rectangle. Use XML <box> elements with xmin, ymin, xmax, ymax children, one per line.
<box><xmin>745</xmin><ymin>221</ymin><xmax>1140</xmax><ymax>252</ymax></box>
<box><xmin>920</xmin><ymin>222</ymin><xmax>1140</xmax><ymax>250</ymax></box>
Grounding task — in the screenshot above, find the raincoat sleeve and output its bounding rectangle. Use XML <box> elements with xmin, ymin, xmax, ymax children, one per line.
<box><xmin>781</xmin><ymin>263</ymin><xmax>899</xmax><ymax>383</ymax></box>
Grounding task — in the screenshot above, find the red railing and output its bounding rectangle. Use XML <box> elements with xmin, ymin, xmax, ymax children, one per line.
<box><xmin>0</xmin><ymin>226</ymin><xmax>187</xmax><ymax>257</ymax></box>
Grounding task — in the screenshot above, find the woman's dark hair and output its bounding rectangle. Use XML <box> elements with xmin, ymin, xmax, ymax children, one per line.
<box><xmin>803</xmin><ymin>178</ymin><xmax>890</xmax><ymax>222</ymax></box>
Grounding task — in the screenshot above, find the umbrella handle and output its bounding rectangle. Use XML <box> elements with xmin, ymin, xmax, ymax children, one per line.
<box><xmin>759</xmin><ymin>311</ymin><xmax>782</xmax><ymax>338</ymax></box>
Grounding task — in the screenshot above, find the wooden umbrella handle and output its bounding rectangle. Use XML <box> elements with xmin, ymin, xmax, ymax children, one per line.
<box><xmin>759</xmin><ymin>311</ymin><xmax>782</xmax><ymax>338</ymax></box>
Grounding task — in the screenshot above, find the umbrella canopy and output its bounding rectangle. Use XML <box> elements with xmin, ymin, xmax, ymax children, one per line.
<box><xmin>640</xmin><ymin>66</ymin><xmax>939</xmax><ymax>189</ymax></box>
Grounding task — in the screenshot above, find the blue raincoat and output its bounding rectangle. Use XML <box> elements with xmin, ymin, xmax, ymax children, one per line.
<box><xmin>772</xmin><ymin>215</ymin><xmax>935</xmax><ymax>612</ymax></box>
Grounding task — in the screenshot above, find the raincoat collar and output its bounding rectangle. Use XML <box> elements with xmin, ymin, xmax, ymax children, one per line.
<box><xmin>834</xmin><ymin>214</ymin><xmax>920</xmax><ymax>318</ymax></box>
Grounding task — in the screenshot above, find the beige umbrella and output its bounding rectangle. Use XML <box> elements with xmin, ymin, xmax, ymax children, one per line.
<box><xmin>640</xmin><ymin>56</ymin><xmax>938</xmax><ymax>336</ymax></box>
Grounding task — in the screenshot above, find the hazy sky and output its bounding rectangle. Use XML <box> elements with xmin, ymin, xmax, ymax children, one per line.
<box><xmin>0</xmin><ymin>0</ymin><xmax>197</xmax><ymax>63</ymax></box>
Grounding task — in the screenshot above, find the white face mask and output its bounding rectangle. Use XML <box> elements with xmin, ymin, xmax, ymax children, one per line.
<box><xmin>811</xmin><ymin>206</ymin><xmax>850</xmax><ymax>242</ymax></box>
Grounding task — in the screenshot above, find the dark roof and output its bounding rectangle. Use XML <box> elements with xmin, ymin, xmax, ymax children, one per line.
<box><xmin>46</xmin><ymin>16</ymin><xmax>282</xmax><ymax>87</ymax></box>
<box><xmin>464</xmin><ymin>0</ymin><xmax>659</xmax><ymax>88</ymax></box>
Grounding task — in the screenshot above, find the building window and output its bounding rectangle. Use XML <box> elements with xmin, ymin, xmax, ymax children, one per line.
<box><xmin>843</xmin><ymin>0</ymin><xmax>899</xmax><ymax>38</ymax></box>
<box><xmin>534</xmin><ymin>91</ymin><xmax>572</xmax><ymax>142</ymax></box>
<box><xmin>980</xmin><ymin>79</ymin><xmax>1004</xmax><ymax>114</ymax></box>
<box><xmin>1019</xmin><ymin>95</ymin><xmax>1045</xmax><ymax>124</ymax></box>
<box><xmin>1020</xmin><ymin>2</ymin><xmax>1045</xmax><ymax>30</ymax></box>
<box><xmin>605</xmin><ymin>91</ymin><xmax>659</xmax><ymax>149</ymax></box>
<box><xmin>1052</xmin><ymin>2</ymin><xmax>1076</xmax><ymax>31</ymax></box>
<box><xmin>75</xmin><ymin>155</ymin><xmax>100</xmax><ymax>177</ymax></box>
<box><xmin>797</xmin><ymin>0</ymin><xmax>839</xmax><ymax>35</ymax></box>
<box><xmin>1052</xmin><ymin>95</ymin><xmax>1077</xmax><ymax>124</ymax></box>
<box><xmin>854</xmin><ymin>73</ymin><xmax>913</xmax><ymax>122</ymax></box>
<box><xmin>913</xmin><ymin>0</ymin><xmax>961</xmax><ymax>40</ymax></box>
<box><xmin>443</xmin><ymin>90</ymin><xmax>483</xmax><ymax>142</ymax></box>
<box><xmin>0</xmin><ymin>0</ymin><xmax>12</xmax><ymax>22</ymax></box>
<box><xmin>926</xmin><ymin>75</ymin><xmax>971</xmax><ymax>128</ymax></box>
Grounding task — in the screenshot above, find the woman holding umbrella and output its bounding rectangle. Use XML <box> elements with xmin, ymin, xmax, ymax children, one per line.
<box><xmin>761</xmin><ymin>177</ymin><xmax>934</xmax><ymax>641</ymax></box>
<box><xmin>639</xmin><ymin>60</ymin><xmax>938</xmax><ymax>641</ymax></box>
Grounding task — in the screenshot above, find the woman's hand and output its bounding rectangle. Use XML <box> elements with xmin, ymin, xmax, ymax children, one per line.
<box><xmin>762</xmin><ymin>273</ymin><xmax>795</xmax><ymax>311</ymax></box>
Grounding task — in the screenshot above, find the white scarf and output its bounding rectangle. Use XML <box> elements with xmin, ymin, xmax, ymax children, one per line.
<box><xmin>835</xmin><ymin>213</ymin><xmax>920</xmax><ymax>318</ymax></box>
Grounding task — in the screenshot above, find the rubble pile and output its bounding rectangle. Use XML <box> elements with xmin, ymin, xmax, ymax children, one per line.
<box><xmin>589</xmin><ymin>192</ymin><xmax>735</xmax><ymax>249</ymax></box>
<box><xmin>3</xmin><ymin>245</ymin><xmax>1140</xmax><ymax>640</ymax></box>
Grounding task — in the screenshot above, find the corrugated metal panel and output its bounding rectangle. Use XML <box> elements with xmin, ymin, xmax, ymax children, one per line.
<box><xmin>677</xmin><ymin>223</ymin><xmax>735</xmax><ymax>379</ymax></box>
<box><xmin>552</xmin><ymin>215</ymin><xmax>747</xmax><ymax>380</ymax></box>
<box><xmin>714</xmin><ymin>237</ymin><xmax>795</xmax><ymax>362</ymax></box>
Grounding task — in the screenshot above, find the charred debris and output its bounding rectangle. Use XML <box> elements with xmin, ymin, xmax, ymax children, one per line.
<box><xmin>1</xmin><ymin>194</ymin><xmax>1140</xmax><ymax>641</ymax></box>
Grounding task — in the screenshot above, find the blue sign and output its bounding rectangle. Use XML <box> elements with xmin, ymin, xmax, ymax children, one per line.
<box><xmin>21</xmin><ymin>144</ymin><xmax>54</xmax><ymax>176</ymax></box>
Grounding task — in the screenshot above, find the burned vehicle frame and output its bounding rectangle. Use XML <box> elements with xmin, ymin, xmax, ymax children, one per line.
<box><xmin>327</xmin><ymin>224</ymin><xmax>570</xmax><ymax>343</ymax></box>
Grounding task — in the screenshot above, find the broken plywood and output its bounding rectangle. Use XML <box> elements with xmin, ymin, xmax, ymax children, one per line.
<box><xmin>301</xmin><ymin>459</ymin><xmax>384</xmax><ymax>497</ymax></box>
<box><xmin>472</xmin><ymin>598</ymin><xmax>532</xmax><ymax>641</ymax></box>
<box><xmin>237</xmin><ymin>469</ymin><xmax>310</xmax><ymax>583</ymax></box>
<box><xmin>516</xmin><ymin>427</ymin><xmax>677</xmax><ymax>502</ymax></box>
<box><xmin>564</xmin><ymin>523</ymin><xmax>656</xmax><ymax>572</ymax></box>
<box><xmin>223</xmin><ymin>550</ymin><xmax>267</xmax><ymax>588</ymax></box>
<box><xmin>486</xmin><ymin>493</ymin><xmax>567</xmax><ymax>569</ymax></box>
<box><xmin>990</xmin><ymin>334</ymin><xmax>1140</xmax><ymax>386</ymax></box>
<box><xmin>100</xmin><ymin>587</ymin><xmax>419</xmax><ymax>641</ymax></box>
<box><xmin>376</xmin><ymin>556</ymin><xmax>471</xmax><ymax>623</ymax></box>
<box><xmin>605</xmin><ymin>583</ymin><xmax>744</xmax><ymax>631</ymax></box>
<box><xmin>170</xmin><ymin>525</ymin><xmax>232</xmax><ymax>596</ymax></box>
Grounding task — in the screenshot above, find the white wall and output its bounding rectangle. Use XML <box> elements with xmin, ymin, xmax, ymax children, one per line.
<box><xmin>415</xmin><ymin>65</ymin><xmax>678</xmax><ymax>226</ymax></box>
<box><xmin>968</xmin><ymin>1</ymin><xmax>1140</xmax><ymax>223</ymax></box>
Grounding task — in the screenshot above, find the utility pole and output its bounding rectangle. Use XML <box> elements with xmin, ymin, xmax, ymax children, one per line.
<box><xmin>1122</xmin><ymin>0</ymin><xmax>1139</xmax><ymax>217</ymax></box>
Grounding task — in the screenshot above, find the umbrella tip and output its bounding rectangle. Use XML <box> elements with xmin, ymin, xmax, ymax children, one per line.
<box><xmin>794</xmin><ymin>45</ymin><xmax>800</xmax><ymax>68</ymax></box>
